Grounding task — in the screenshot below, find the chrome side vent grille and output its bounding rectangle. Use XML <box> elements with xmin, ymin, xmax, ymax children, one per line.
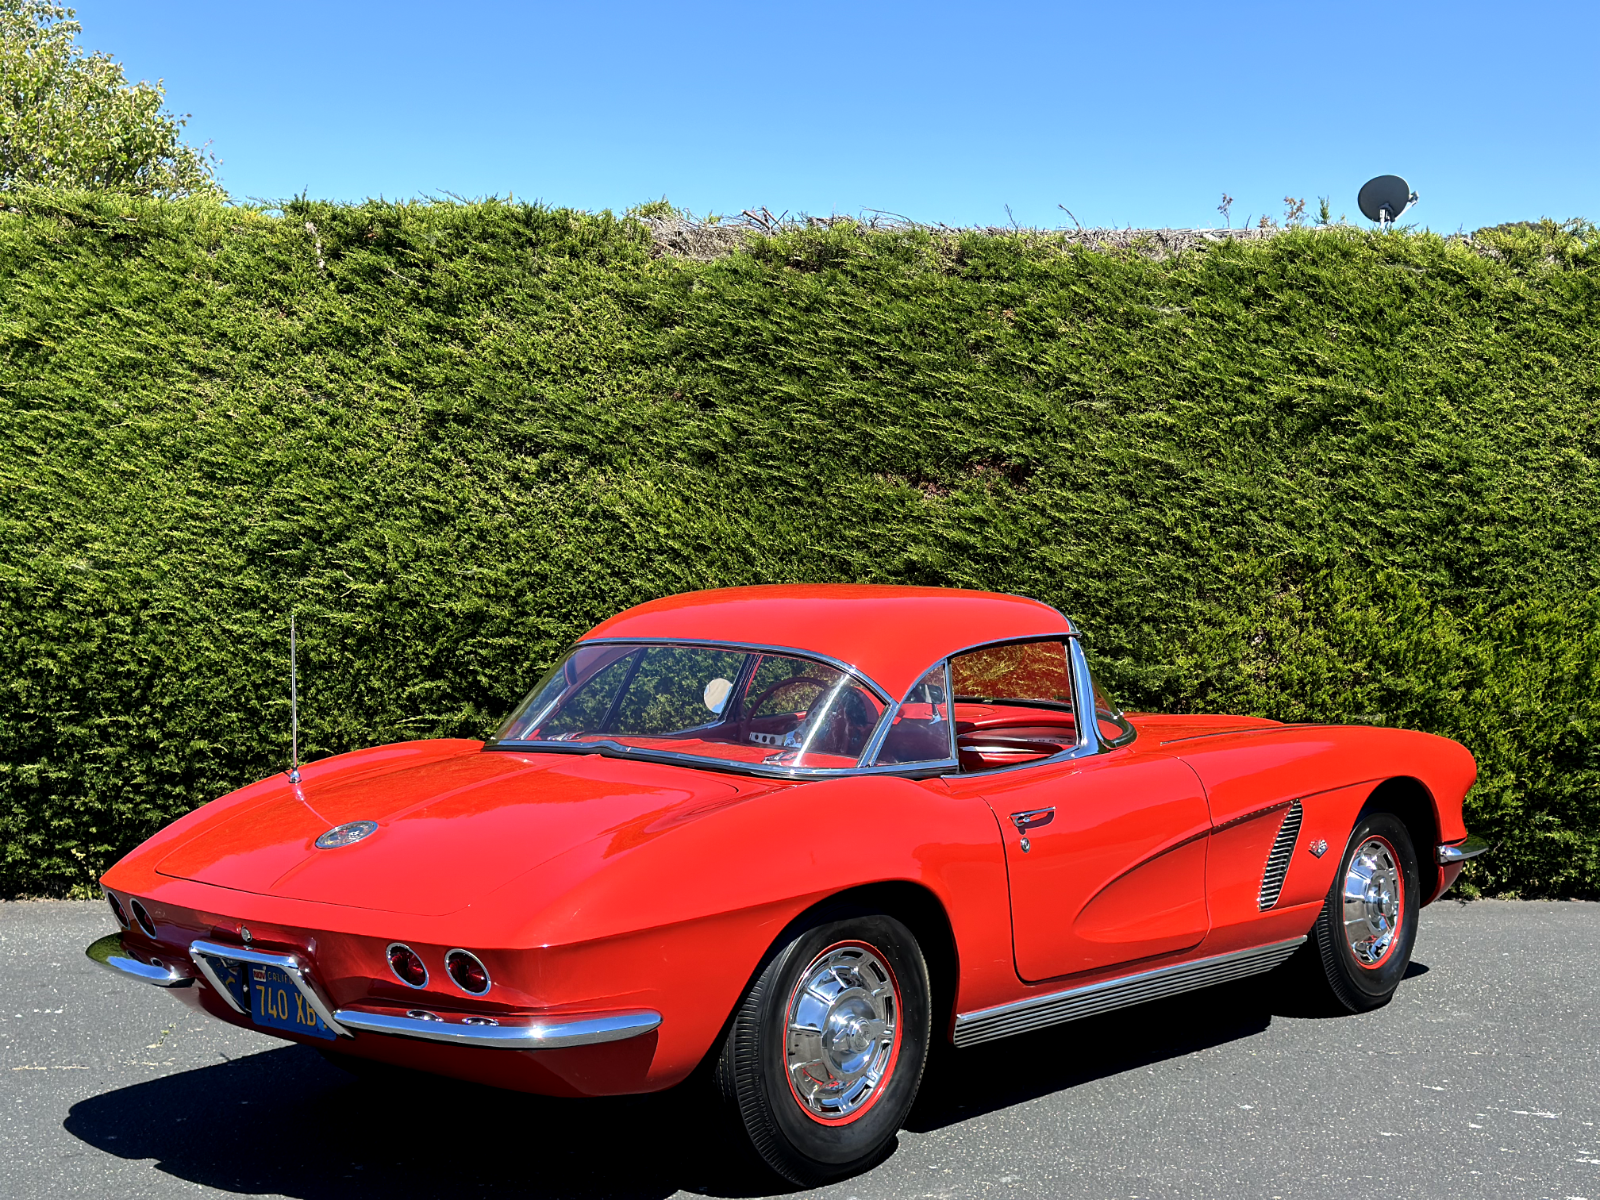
<box><xmin>1257</xmin><ymin>800</ymin><xmax>1303</xmax><ymax>910</ymax></box>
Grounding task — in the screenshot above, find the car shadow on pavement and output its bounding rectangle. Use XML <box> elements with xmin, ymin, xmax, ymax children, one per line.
<box><xmin>908</xmin><ymin>974</ymin><xmax>1276</xmax><ymax>1132</ymax></box>
<box><xmin>65</xmin><ymin>1047</ymin><xmax>778</xmax><ymax>1200</ymax></box>
<box><xmin>64</xmin><ymin>960</ymin><xmax>1433</xmax><ymax>1199</ymax></box>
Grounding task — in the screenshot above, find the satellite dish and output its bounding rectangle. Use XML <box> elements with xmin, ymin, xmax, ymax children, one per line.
<box><xmin>1358</xmin><ymin>175</ymin><xmax>1418</xmax><ymax>227</ymax></box>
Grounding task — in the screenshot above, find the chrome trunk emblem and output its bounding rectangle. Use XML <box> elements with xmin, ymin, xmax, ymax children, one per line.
<box><xmin>315</xmin><ymin>820</ymin><xmax>378</xmax><ymax>849</ymax></box>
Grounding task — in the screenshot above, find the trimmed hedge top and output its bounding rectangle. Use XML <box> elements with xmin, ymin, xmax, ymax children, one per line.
<box><xmin>2</xmin><ymin>193</ymin><xmax>1596</xmax><ymax>897</ymax></box>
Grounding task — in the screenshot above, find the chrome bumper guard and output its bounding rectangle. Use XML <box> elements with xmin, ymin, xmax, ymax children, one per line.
<box><xmin>1437</xmin><ymin>834</ymin><xmax>1490</xmax><ymax>865</ymax></box>
<box><xmin>331</xmin><ymin>1006</ymin><xmax>662</xmax><ymax>1050</ymax></box>
<box><xmin>86</xmin><ymin>933</ymin><xmax>194</xmax><ymax>987</ymax></box>
<box><xmin>188</xmin><ymin>938</ymin><xmax>352</xmax><ymax>1037</ymax></box>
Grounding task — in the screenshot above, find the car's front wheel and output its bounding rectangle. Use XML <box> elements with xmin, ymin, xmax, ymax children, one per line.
<box><xmin>715</xmin><ymin>908</ymin><xmax>930</xmax><ymax>1185</ymax></box>
<box><xmin>1307</xmin><ymin>811</ymin><xmax>1421</xmax><ymax>1012</ymax></box>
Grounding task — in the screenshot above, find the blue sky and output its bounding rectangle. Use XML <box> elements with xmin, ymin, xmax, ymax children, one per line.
<box><xmin>75</xmin><ymin>1</ymin><xmax>1597</xmax><ymax>232</ymax></box>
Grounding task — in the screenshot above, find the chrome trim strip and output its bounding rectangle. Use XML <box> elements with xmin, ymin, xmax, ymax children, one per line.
<box><xmin>952</xmin><ymin>937</ymin><xmax>1306</xmax><ymax>1048</ymax></box>
<box><xmin>189</xmin><ymin>939</ymin><xmax>352</xmax><ymax>1038</ymax></box>
<box><xmin>1067</xmin><ymin>636</ymin><xmax>1103</xmax><ymax>755</ymax></box>
<box><xmin>865</xmin><ymin>659</ymin><xmax>958</xmax><ymax>769</ymax></box>
<box><xmin>332</xmin><ymin>1006</ymin><xmax>662</xmax><ymax>1050</ymax></box>
<box><xmin>85</xmin><ymin>934</ymin><xmax>193</xmax><ymax>988</ymax></box>
<box><xmin>1437</xmin><ymin>834</ymin><xmax>1489</xmax><ymax>865</ymax></box>
<box><xmin>488</xmin><ymin>738</ymin><xmax>956</xmax><ymax>781</ymax></box>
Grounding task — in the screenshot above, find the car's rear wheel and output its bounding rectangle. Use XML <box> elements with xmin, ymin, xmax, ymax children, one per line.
<box><xmin>715</xmin><ymin>909</ymin><xmax>930</xmax><ymax>1186</ymax></box>
<box><xmin>1306</xmin><ymin>811</ymin><xmax>1421</xmax><ymax>1012</ymax></box>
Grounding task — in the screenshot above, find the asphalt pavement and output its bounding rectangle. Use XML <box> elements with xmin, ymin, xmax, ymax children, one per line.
<box><xmin>2</xmin><ymin>897</ymin><xmax>1597</xmax><ymax>1200</ymax></box>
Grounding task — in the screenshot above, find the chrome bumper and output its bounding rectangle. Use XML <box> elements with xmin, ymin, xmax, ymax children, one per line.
<box><xmin>87</xmin><ymin>934</ymin><xmax>661</xmax><ymax>1051</ymax></box>
<box><xmin>332</xmin><ymin>1006</ymin><xmax>661</xmax><ymax>1050</ymax></box>
<box><xmin>1437</xmin><ymin>834</ymin><xmax>1490</xmax><ymax>865</ymax></box>
<box><xmin>86</xmin><ymin>933</ymin><xmax>193</xmax><ymax>987</ymax></box>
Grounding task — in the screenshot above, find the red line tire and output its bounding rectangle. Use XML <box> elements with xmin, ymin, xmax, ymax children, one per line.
<box><xmin>1309</xmin><ymin>811</ymin><xmax>1421</xmax><ymax>1013</ymax></box>
<box><xmin>715</xmin><ymin>909</ymin><xmax>930</xmax><ymax>1186</ymax></box>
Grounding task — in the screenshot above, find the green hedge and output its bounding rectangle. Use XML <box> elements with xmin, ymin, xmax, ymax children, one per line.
<box><xmin>2</xmin><ymin>193</ymin><xmax>1597</xmax><ymax>898</ymax></box>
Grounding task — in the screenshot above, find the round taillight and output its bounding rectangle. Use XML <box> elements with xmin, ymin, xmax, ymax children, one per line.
<box><xmin>445</xmin><ymin>949</ymin><xmax>490</xmax><ymax>995</ymax></box>
<box><xmin>386</xmin><ymin>943</ymin><xmax>428</xmax><ymax>989</ymax></box>
<box><xmin>130</xmin><ymin>899</ymin><xmax>157</xmax><ymax>939</ymax></box>
<box><xmin>105</xmin><ymin>891</ymin><xmax>129</xmax><ymax>929</ymax></box>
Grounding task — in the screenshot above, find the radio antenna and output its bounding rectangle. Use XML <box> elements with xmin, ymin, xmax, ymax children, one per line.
<box><xmin>289</xmin><ymin>613</ymin><xmax>301</xmax><ymax>784</ymax></box>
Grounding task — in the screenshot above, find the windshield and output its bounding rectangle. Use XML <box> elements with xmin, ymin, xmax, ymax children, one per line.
<box><xmin>491</xmin><ymin>642</ymin><xmax>888</xmax><ymax>771</ymax></box>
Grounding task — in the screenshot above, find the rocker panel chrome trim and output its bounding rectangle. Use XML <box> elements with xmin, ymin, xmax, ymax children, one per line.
<box><xmin>953</xmin><ymin>937</ymin><xmax>1306</xmax><ymax>1048</ymax></box>
<box><xmin>332</xmin><ymin>1006</ymin><xmax>662</xmax><ymax>1050</ymax></box>
<box><xmin>188</xmin><ymin>939</ymin><xmax>352</xmax><ymax>1037</ymax></box>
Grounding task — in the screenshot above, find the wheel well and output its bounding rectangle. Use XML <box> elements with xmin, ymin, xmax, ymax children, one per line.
<box><xmin>808</xmin><ymin>881</ymin><xmax>959</xmax><ymax>1039</ymax></box>
<box><xmin>1361</xmin><ymin>777</ymin><xmax>1440</xmax><ymax>901</ymax></box>
<box><xmin>689</xmin><ymin>882</ymin><xmax>962</xmax><ymax>1083</ymax></box>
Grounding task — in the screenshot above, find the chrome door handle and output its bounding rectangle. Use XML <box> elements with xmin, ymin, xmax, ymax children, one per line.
<box><xmin>1010</xmin><ymin>808</ymin><xmax>1055</xmax><ymax>831</ymax></box>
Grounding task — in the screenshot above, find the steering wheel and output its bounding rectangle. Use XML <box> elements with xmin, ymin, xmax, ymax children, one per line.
<box><xmin>741</xmin><ymin>676</ymin><xmax>833</xmax><ymax>739</ymax></box>
<box><xmin>805</xmin><ymin>685</ymin><xmax>878</xmax><ymax>757</ymax></box>
<box><xmin>741</xmin><ymin>676</ymin><xmax>878</xmax><ymax>757</ymax></box>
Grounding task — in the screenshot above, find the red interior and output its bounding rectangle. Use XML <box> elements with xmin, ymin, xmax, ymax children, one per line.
<box><xmin>955</xmin><ymin>703</ymin><xmax>1079</xmax><ymax>771</ymax></box>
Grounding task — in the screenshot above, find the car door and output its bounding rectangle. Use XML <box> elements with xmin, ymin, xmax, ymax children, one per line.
<box><xmin>938</xmin><ymin>639</ymin><xmax>1213</xmax><ymax>983</ymax></box>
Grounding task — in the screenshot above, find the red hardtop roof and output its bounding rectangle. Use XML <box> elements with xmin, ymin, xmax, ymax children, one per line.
<box><xmin>582</xmin><ymin>584</ymin><xmax>1074</xmax><ymax>700</ymax></box>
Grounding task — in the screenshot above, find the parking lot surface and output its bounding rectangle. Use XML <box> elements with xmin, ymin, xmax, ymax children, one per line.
<box><xmin>2</xmin><ymin>897</ymin><xmax>1596</xmax><ymax>1199</ymax></box>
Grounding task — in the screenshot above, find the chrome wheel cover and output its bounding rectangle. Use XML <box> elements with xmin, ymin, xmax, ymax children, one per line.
<box><xmin>784</xmin><ymin>943</ymin><xmax>899</xmax><ymax>1120</ymax></box>
<box><xmin>1342</xmin><ymin>836</ymin><xmax>1404</xmax><ymax>967</ymax></box>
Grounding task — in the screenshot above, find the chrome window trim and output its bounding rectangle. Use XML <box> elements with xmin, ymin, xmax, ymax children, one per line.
<box><xmin>332</xmin><ymin>1005</ymin><xmax>662</xmax><ymax>1050</ymax></box>
<box><xmin>488</xmin><ymin>628</ymin><xmax>1117</xmax><ymax>783</ymax></box>
<box><xmin>488</xmin><ymin>739</ymin><xmax>953</xmax><ymax>781</ymax></box>
<box><xmin>488</xmin><ymin>637</ymin><xmax>901</xmax><ymax>779</ymax></box>
<box><xmin>865</xmin><ymin>659</ymin><xmax>958</xmax><ymax>770</ymax></box>
<box><xmin>909</xmin><ymin>632</ymin><xmax>1109</xmax><ymax>781</ymax></box>
<box><xmin>189</xmin><ymin>938</ymin><xmax>352</xmax><ymax>1038</ymax></box>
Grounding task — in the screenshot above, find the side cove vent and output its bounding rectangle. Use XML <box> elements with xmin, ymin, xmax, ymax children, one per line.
<box><xmin>1257</xmin><ymin>800</ymin><xmax>1304</xmax><ymax>911</ymax></box>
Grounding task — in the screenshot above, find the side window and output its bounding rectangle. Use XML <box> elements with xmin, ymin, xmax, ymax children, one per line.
<box><xmin>950</xmin><ymin>640</ymin><xmax>1079</xmax><ymax>772</ymax></box>
<box><xmin>950</xmin><ymin>640</ymin><xmax>1074</xmax><ymax>707</ymax></box>
<box><xmin>874</xmin><ymin>665</ymin><xmax>954</xmax><ymax>765</ymax></box>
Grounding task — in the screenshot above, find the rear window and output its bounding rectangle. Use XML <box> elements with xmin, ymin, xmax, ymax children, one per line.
<box><xmin>493</xmin><ymin>642</ymin><xmax>886</xmax><ymax>771</ymax></box>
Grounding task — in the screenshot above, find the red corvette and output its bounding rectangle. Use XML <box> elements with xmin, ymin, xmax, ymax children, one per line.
<box><xmin>91</xmin><ymin>585</ymin><xmax>1486</xmax><ymax>1183</ymax></box>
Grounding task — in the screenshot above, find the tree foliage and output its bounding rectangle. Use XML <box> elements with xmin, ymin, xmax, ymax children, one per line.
<box><xmin>0</xmin><ymin>194</ymin><xmax>1596</xmax><ymax>898</ymax></box>
<box><xmin>0</xmin><ymin>1</ymin><xmax>220</xmax><ymax>197</ymax></box>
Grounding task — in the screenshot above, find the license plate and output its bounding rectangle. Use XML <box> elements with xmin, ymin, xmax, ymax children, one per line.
<box><xmin>248</xmin><ymin>964</ymin><xmax>335</xmax><ymax>1040</ymax></box>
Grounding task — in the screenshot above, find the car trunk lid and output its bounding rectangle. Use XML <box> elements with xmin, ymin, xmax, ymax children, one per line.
<box><xmin>155</xmin><ymin>750</ymin><xmax>740</xmax><ymax>915</ymax></box>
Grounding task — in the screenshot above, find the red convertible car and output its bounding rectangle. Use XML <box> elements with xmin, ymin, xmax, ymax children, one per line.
<box><xmin>91</xmin><ymin>585</ymin><xmax>1486</xmax><ymax>1183</ymax></box>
